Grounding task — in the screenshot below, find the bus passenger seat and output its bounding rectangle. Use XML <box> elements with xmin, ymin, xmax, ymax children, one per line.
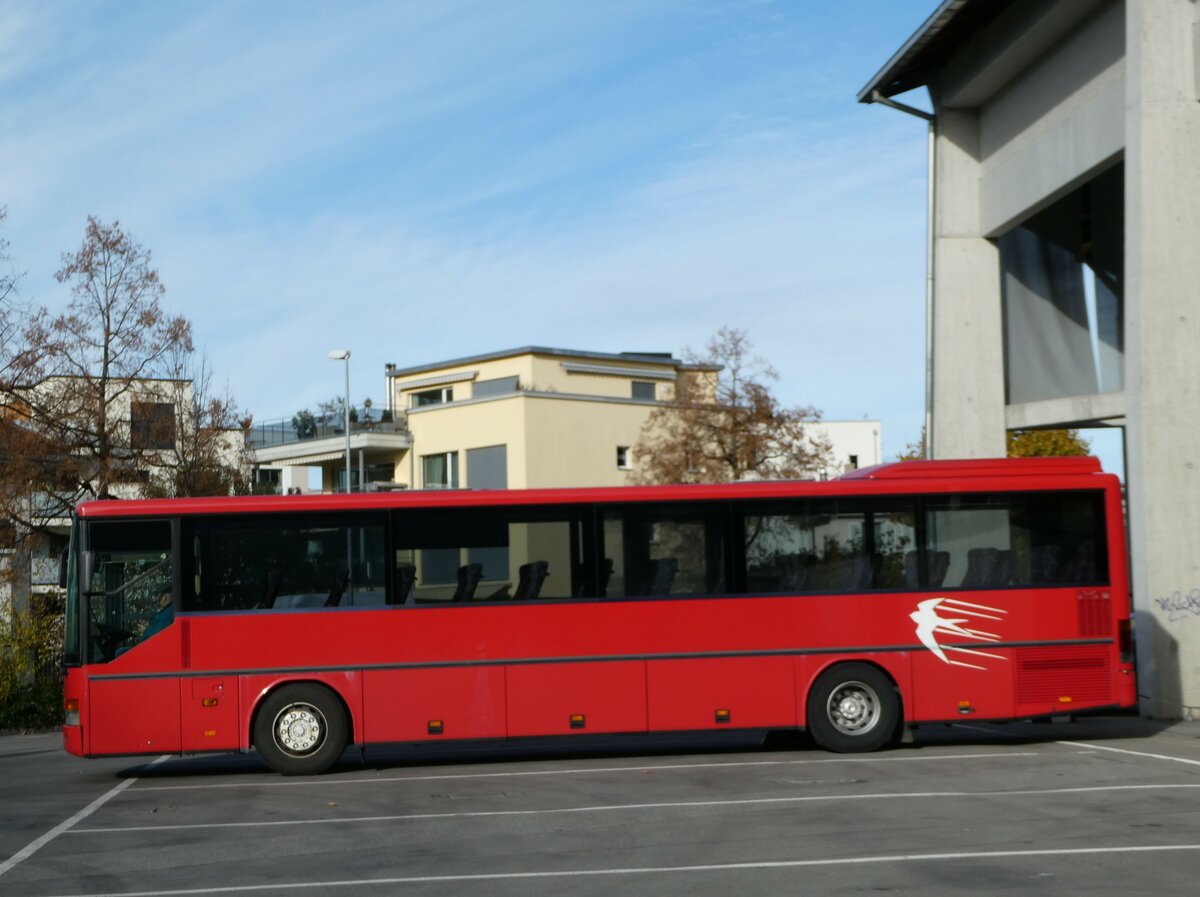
<box><xmin>990</xmin><ymin>550</ymin><xmax>1013</xmax><ymax>586</ymax></box>
<box><xmin>262</xmin><ymin>569</ymin><xmax>284</xmax><ymax>609</ymax></box>
<box><xmin>904</xmin><ymin>551</ymin><xmax>919</xmax><ymax>589</ymax></box>
<box><xmin>648</xmin><ymin>557</ymin><xmax>678</xmax><ymax>595</ymax></box>
<box><xmin>325</xmin><ymin>569</ymin><xmax>349</xmax><ymax>606</ymax></box>
<box><xmin>905</xmin><ymin>551</ymin><xmax>951</xmax><ymax>589</ymax></box>
<box><xmin>929</xmin><ymin>551</ymin><xmax>950</xmax><ymax>587</ymax></box>
<box><xmin>1031</xmin><ymin>545</ymin><xmax>1062</xmax><ymax>582</ymax></box>
<box><xmin>1064</xmin><ymin>543</ymin><xmax>1094</xmax><ymax>582</ymax></box>
<box><xmin>395</xmin><ymin>563</ymin><xmax>416</xmax><ymax>605</ymax></box>
<box><xmin>452</xmin><ymin>563</ymin><xmax>483</xmax><ymax>601</ymax></box>
<box><xmin>962</xmin><ymin>548</ymin><xmax>999</xmax><ymax>588</ymax></box>
<box><xmin>514</xmin><ymin>561</ymin><xmax>549</xmax><ymax>600</ymax></box>
<box><xmin>844</xmin><ymin>555</ymin><xmax>872</xmax><ymax>590</ymax></box>
<box><xmin>777</xmin><ymin>553</ymin><xmax>814</xmax><ymax>592</ymax></box>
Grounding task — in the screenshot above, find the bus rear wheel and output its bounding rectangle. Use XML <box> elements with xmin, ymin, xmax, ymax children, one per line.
<box><xmin>253</xmin><ymin>684</ymin><xmax>348</xmax><ymax>776</ymax></box>
<box><xmin>807</xmin><ymin>663</ymin><xmax>899</xmax><ymax>753</ymax></box>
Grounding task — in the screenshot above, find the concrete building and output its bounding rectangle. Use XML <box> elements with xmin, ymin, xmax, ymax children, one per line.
<box><xmin>251</xmin><ymin>346</ymin><xmax>882</xmax><ymax>492</ymax></box>
<box><xmin>860</xmin><ymin>0</ymin><xmax>1200</xmax><ymax>717</ymax></box>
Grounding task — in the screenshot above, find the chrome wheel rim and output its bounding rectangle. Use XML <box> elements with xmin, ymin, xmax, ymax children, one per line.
<box><xmin>825</xmin><ymin>680</ymin><xmax>881</xmax><ymax>736</ymax></box>
<box><xmin>272</xmin><ymin>702</ymin><xmax>326</xmax><ymax>756</ymax></box>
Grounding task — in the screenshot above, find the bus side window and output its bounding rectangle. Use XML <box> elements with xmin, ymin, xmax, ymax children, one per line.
<box><xmin>393</xmin><ymin>506</ymin><xmax>588</xmax><ymax>603</ymax></box>
<box><xmin>601</xmin><ymin>504</ymin><xmax>726</xmax><ymax>598</ymax></box>
<box><xmin>188</xmin><ymin>515</ymin><xmax>388</xmax><ymax>611</ymax></box>
<box><xmin>923</xmin><ymin>492</ymin><xmax>1106</xmax><ymax>590</ymax></box>
<box><xmin>740</xmin><ymin>499</ymin><xmax>915</xmax><ymax>594</ymax></box>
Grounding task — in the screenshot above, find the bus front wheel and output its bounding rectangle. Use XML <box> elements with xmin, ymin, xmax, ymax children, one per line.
<box><xmin>807</xmin><ymin>663</ymin><xmax>899</xmax><ymax>753</ymax></box>
<box><xmin>253</xmin><ymin>683</ymin><xmax>348</xmax><ymax>776</ymax></box>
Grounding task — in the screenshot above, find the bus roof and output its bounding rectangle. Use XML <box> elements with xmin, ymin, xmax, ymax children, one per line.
<box><xmin>841</xmin><ymin>456</ymin><xmax>1103</xmax><ymax>480</ymax></box>
<box><xmin>73</xmin><ymin>457</ymin><xmax>1112</xmax><ymax>520</ymax></box>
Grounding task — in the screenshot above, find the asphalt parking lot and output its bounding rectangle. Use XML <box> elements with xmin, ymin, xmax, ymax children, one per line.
<box><xmin>1</xmin><ymin>716</ymin><xmax>1199</xmax><ymax>896</ymax></box>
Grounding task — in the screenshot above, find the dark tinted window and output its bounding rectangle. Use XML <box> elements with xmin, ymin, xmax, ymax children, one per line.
<box><xmin>924</xmin><ymin>492</ymin><xmax>1106</xmax><ymax>588</ymax></box>
<box><xmin>740</xmin><ymin>500</ymin><xmax>916</xmax><ymax>594</ymax></box>
<box><xmin>393</xmin><ymin>506</ymin><xmax>588</xmax><ymax>603</ymax></box>
<box><xmin>184</xmin><ymin>514</ymin><xmax>388</xmax><ymax>611</ymax></box>
<box><xmin>600</xmin><ymin>504</ymin><xmax>726</xmax><ymax>597</ymax></box>
<box><xmin>631</xmin><ymin>381</ymin><xmax>656</xmax><ymax>400</ymax></box>
<box><xmin>131</xmin><ymin>401</ymin><xmax>176</xmax><ymax>450</ymax></box>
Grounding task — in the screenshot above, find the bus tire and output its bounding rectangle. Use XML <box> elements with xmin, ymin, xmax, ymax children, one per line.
<box><xmin>806</xmin><ymin>663</ymin><xmax>899</xmax><ymax>753</ymax></box>
<box><xmin>253</xmin><ymin>683</ymin><xmax>348</xmax><ymax>776</ymax></box>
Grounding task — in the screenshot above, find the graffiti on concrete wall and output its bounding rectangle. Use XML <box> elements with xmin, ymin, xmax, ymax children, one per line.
<box><xmin>1155</xmin><ymin>589</ymin><xmax>1200</xmax><ymax>622</ymax></box>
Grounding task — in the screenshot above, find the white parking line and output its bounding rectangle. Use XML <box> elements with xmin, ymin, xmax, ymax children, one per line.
<box><xmin>129</xmin><ymin>750</ymin><xmax>1046</xmax><ymax>793</ymax></box>
<box><xmin>1058</xmin><ymin>740</ymin><xmax>1200</xmax><ymax>768</ymax></box>
<box><xmin>70</xmin><ymin>782</ymin><xmax>1200</xmax><ymax>834</ymax></box>
<box><xmin>35</xmin><ymin>843</ymin><xmax>1200</xmax><ymax>897</ymax></box>
<box><xmin>0</xmin><ymin>756</ymin><xmax>169</xmax><ymax>879</ymax></box>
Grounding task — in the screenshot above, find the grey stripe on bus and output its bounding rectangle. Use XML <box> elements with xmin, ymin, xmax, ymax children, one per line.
<box><xmin>85</xmin><ymin>638</ymin><xmax>1112</xmax><ymax>682</ymax></box>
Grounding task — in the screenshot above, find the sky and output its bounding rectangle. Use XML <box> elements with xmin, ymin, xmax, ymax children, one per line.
<box><xmin>0</xmin><ymin>0</ymin><xmax>939</xmax><ymax>459</ymax></box>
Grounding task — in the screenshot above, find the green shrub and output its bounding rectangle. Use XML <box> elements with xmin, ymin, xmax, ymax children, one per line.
<box><xmin>0</xmin><ymin>675</ymin><xmax>62</xmax><ymax>731</ymax></box>
<box><xmin>1</xmin><ymin>594</ymin><xmax>65</xmax><ymax>732</ymax></box>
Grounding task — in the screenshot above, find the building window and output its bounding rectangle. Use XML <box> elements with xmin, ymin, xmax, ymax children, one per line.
<box><xmin>848</xmin><ymin>454</ymin><xmax>859</xmax><ymax>470</ymax></box>
<box><xmin>617</xmin><ymin>446</ymin><xmax>631</xmax><ymax>469</ymax></box>
<box><xmin>631</xmin><ymin>381</ymin><xmax>656</xmax><ymax>400</ymax></box>
<box><xmin>412</xmin><ymin>387</ymin><xmax>453</xmax><ymax>408</ymax></box>
<box><xmin>255</xmin><ymin>469</ymin><xmax>281</xmax><ymax>487</ymax></box>
<box><xmin>130</xmin><ymin>402</ymin><xmax>175</xmax><ymax>450</ymax></box>
<box><xmin>473</xmin><ymin>376</ymin><xmax>518</xmax><ymax>399</ymax></box>
<box><xmin>422</xmin><ymin>452</ymin><xmax>459</xmax><ymax>489</ymax></box>
<box><xmin>999</xmin><ymin>163</ymin><xmax>1123</xmax><ymax>404</ymax></box>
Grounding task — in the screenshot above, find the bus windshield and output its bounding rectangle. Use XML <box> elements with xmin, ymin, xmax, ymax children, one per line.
<box><xmin>84</xmin><ymin>520</ymin><xmax>173</xmax><ymax>662</ymax></box>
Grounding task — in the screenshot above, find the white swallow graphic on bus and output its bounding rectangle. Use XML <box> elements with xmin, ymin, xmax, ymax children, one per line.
<box><xmin>911</xmin><ymin>597</ymin><xmax>1008</xmax><ymax>671</ymax></box>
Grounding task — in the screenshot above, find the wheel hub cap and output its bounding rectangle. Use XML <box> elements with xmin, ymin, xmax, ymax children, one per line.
<box><xmin>828</xmin><ymin>682</ymin><xmax>880</xmax><ymax>735</ymax></box>
<box><xmin>275</xmin><ymin>706</ymin><xmax>323</xmax><ymax>754</ymax></box>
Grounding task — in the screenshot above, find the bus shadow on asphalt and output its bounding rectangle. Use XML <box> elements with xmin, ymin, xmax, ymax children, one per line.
<box><xmin>115</xmin><ymin>714</ymin><xmax>1179</xmax><ymax>779</ymax></box>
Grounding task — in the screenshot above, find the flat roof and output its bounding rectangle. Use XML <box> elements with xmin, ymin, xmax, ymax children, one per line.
<box><xmin>387</xmin><ymin>347</ymin><xmax>690</xmax><ymax>379</ymax></box>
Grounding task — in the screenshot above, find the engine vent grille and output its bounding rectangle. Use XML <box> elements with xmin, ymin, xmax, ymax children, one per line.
<box><xmin>1077</xmin><ymin>589</ymin><xmax>1112</xmax><ymax>637</ymax></box>
<box><xmin>1017</xmin><ymin>645</ymin><xmax>1110</xmax><ymax>704</ymax></box>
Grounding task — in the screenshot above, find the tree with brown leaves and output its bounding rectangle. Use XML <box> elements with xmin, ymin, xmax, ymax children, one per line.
<box><xmin>634</xmin><ymin>327</ymin><xmax>831</xmax><ymax>484</ymax></box>
<box><xmin>1006</xmin><ymin>428</ymin><xmax>1091</xmax><ymax>458</ymax></box>
<box><xmin>892</xmin><ymin>426</ymin><xmax>1090</xmax><ymax>461</ymax></box>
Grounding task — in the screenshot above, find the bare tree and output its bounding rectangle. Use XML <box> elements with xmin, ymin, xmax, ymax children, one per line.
<box><xmin>143</xmin><ymin>349</ymin><xmax>252</xmax><ymax>498</ymax></box>
<box><xmin>0</xmin><ymin>206</ymin><xmax>17</xmax><ymax>315</ymax></box>
<box><xmin>31</xmin><ymin>217</ymin><xmax>193</xmax><ymax>503</ymax></box>
<box><xmin>634</xmin><ymin>327</ymin><xmax>831</xmax><ymax>484</ymax></box>
<box><xmin>0</xmin><ymin>206</ymin><xmax>39</xmax><ymax>402</ymax></box>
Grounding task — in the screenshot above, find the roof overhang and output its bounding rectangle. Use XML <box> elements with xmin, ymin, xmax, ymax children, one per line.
<box><xmin>857</xmin><ymin>0</ymin><xmax>1007</xmax><ymax>102</ymax></box>
<box><xmin>560</xmin><ymin>362</ymin><xmax>676</xmax><ymax>380</ymax></box>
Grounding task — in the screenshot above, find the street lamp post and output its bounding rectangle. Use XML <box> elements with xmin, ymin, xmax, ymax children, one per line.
<box><xmin>328</xmin><ymin>350</ymin><xmax>351</xmax><ymax>493</ymax></box>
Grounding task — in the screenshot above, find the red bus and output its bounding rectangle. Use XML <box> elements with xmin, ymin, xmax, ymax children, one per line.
<box><xmin>61</xmin><ymin>457</ymin><xmax>1136</xmax><ymax>775</ymax></box>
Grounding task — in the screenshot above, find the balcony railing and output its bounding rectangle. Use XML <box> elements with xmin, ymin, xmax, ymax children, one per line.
<box><xmin>248</xmin><ymin>406</ymin><xmax>408</xmax><ymax>450</ymax></box>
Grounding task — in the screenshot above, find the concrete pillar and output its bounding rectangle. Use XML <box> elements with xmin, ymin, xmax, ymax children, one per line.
<box><xmin>1124</xmin><ymin>0</ymin><xmax>1200</xmax><ymax>718</ymax></box>
<box><xmin>930</xmin><ymin>108</ymin><xmax>1008</xmax><ymax>459</ymax></box>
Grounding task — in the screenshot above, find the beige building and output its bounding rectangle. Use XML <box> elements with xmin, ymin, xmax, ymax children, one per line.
<box><xmin>254</xmin><ymin>348</ymin><xmax>708</xmax><ymax>492</ymax></box>
<box><xmin>252</xmin><ymin>347</ymin><xmax>883</xmax><ymax>493</ymax></box>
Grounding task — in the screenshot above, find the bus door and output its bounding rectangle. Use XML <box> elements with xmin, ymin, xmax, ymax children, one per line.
<box><xmin>83</xmin><ymin>519</ymin><xmax>183</xmax><ymax>756</ymax></box>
